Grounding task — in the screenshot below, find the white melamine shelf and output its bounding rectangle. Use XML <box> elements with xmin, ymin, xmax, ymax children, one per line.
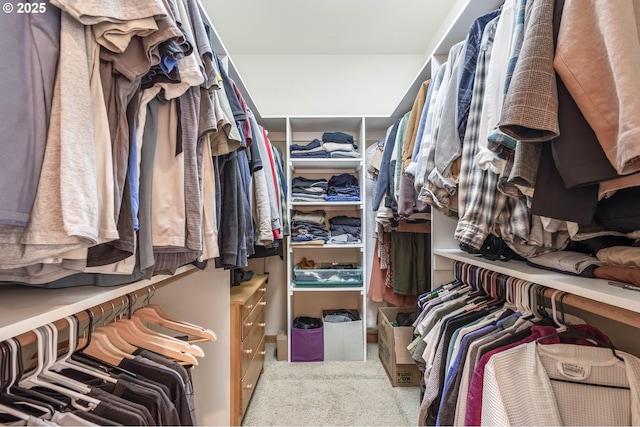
<box><xmin>433</xmin><ymin>249</ymin><xmax>640</xmax><ymax>314</ymax></box>
<box><xmin>289</xmin><ymin>243</ymin><xmax>364</xmax><ymax>250</ymax></box>
<box><xmin>291</xmin><ymin>201</ymin><xmax>363</xmax><ymax>207</ymax></box>
<box><xmin>290</xmin><ymin>158</ymin><xmax>362</xmax><ymax>169</ymax></box>
<box><xmin>0</xmin><ymin>265</ymin><xmax>197</xmax><ymax>342</ymax></box>
<box><xmin>289</xmin><ymin>285</ymin><xmax>364</xmax><ymax>293</ymax></box>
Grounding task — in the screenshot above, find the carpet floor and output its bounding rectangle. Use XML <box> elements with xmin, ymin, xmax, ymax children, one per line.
<box><xmin>242</xmin><ymin>343</ymin><xmax>420</xmax><ymax>426</ymax></box>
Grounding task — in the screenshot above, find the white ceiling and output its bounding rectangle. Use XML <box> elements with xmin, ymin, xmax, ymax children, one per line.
<box><xmin>201</xmin><ymin>0</ymin><xmax>455</xmax><ymax>55</ymax></box>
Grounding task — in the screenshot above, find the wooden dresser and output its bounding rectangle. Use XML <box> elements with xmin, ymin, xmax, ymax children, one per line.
<box><xmin>230</xmin><ymin>274</ymin><xmax>268</xmax><ymax>426</ymax></box>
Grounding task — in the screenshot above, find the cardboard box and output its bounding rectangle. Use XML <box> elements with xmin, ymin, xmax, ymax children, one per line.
<box><xmin>276</xmin><ymin>331</ymin><xmax>288</xmax><ymax>361</ymax></box>
<box><xmin>322</xmin><ymin>310</ymin><xmax>364</xmax><ymax>361</ymax></box>
<box><xmin>377</xmin><ymin>307</ymin><xmax>421</xmax><ymax>387</ymax></box>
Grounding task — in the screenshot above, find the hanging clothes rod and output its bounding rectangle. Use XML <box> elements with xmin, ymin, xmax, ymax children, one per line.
<box><xmin>11</xmin><ymin>280</ymin><xmax>178</xmax><ymax>348</ymax></box>
<box><xmin>454</xmin><ymin>261</ymin><xmax>640</xmax><ymax>329</ymax></box>
<box><xmin>543</xmin><ymin>287</ymin><xmax>640</xmax><ymax>329</ymax></box>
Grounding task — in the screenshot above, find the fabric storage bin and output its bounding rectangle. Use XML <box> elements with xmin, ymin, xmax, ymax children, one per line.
<box><xmin>293</xmin><ymin>263</ymin><xmax>362</xmax><ymax>287</ymax></box>
<box><xmin>291</xmin><ymin>318</ymin><xmax>324</xmax><ymax>362</ymax></box>
<box><xmin>322</xmin><ymin>309</ymin><xmax>364</xmax><ymax>361</ymax></box>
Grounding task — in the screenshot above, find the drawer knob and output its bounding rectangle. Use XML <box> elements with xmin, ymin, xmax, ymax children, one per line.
<box><xmin>259</xmin><ymin>351</ymin><xmax>266</xmax><ymax>356</ymax></box>
<box><xmin>259</xmin><ymin>287</ymin><xmax>266</xmax><ymax>293</ymax></box>
<box><xmin>244</xmin><ymin>321</ymin><xmax>254</xmax><ymax>327</ymax></box>
<box><xmin>245</xmin><ymin>304</ymin><xmax>254</xmax><ymax>310</ymax></box>
<box><xmin>258</xmin><ymin>322</ymin><xmax>266</xmax><ymax>328</ymax></box>
<box><xmin>244</xmin><ymin>384</ymin><xmax>253</xmax><ymax>390</ymax></box>
<box><xmin>244</xmin><ymin>349</ymin><xmax>253</xmax><ymax>355</ymax></box>
<box><xmin>259</xmin><ymin>301</ymin><xmax>266</xmax><ymax>306</ymax></box>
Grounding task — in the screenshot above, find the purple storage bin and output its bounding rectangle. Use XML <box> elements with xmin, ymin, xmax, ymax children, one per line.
<box><xmin>291</xmin><ymin>323</ymin><xmax>324</xmax><ymax>362</ymax></box>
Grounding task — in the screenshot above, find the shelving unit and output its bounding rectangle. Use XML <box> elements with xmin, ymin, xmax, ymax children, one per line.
<box><xmin>285</xmin><ymin>116</ymin><xmax>370</xmax><ymax>362</ymax></box>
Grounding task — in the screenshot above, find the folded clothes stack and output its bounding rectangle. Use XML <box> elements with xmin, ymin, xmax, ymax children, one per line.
<box><xmin>322</xmin><ymin>132</ymin><xmax>359</xmax><ymax>158</ymax></box>
<box><xmin>289</xmin><ymin>131</ymin><xmax>359</xmax><ymax>158</ymax></box>
<box><xmin>290</xmin><ymin>138</ymin><xmax>329</xmax><ymax>158</ymax></box>
<box><xmin>290</xmin><ymin>210</ymin><xmax>329</xmax><ymax>243</ymax></box>
<box><xmin>291</xmin><ymin>176</ymin><xmax>328</xmax><ymax>201</ymax></box>
<box><xmin>328</xmin><ymin>216</ymin><xmax>361</xmax><ymax>244</ymax></box>
<box><xmin>326</xmin><ymin>173</ymin><xmax>360</xmax><ymax>201</ymax></box>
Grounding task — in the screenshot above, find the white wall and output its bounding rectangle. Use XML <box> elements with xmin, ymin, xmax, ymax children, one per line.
<box><xmin>152</xmin><ymin>268</ymin><xmax>231</xmax><ymax>426</ymax></box>
<box><xmin>233</xmin><ymin>54</ymin><xmax>424</xmax><ymax>117</ymax></box>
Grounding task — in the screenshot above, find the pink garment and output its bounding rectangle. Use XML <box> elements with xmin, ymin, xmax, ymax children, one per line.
<box><xmin>465</xmin><ymin>324</ymin><xmax>613</xmax><ymax>426</ymax></box>
<box><xmin>367</xmin><ymin>239</ymin><xmax>417</xmax><ymax>307</ymax></box>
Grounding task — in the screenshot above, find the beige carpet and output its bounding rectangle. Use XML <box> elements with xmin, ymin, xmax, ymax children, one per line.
<box><xmin>242</xmin><ymin>343</ymin><xmax>420</xmax><ymax>426</ymax></box>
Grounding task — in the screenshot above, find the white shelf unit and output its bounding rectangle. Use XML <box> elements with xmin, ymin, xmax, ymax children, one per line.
<box><xmin>397</xmin><ymin>0</ymin><xmax>640</xmax><ymax>322</ymax></box>
<box><xmin>285</xmin><ymin>116</ymin><xmax>369</xmax><ymax>362</ymax></box>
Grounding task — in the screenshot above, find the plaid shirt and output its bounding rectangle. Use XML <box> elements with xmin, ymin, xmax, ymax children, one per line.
<box><xmin>455</xmin><ymin>16</ymin><xmax>508</xmax><ymax>250</ymax></box>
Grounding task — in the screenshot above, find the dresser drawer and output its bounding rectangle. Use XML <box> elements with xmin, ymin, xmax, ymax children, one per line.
<box><xmin>242</xmin><ymin>295</ymin><xmax>265</xmax><ymax>340</ymax></box>
<box><xmin>241</xmin><ymin>336</ymin><xmax>265</xmax><ymax>417</ymax></box>
<box><xmin>241</xmin><ymin>309</ymin><xmax>265</xmax><ymax>374</ymax></box>
<box><xmin>241</xmin><ymin>285</ymin><xmax>267</xmax><ymax>320</ymax></box>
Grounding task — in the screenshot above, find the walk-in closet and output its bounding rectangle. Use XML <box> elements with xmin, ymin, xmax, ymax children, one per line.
<box><xmin>3</xmin><ymin>0</ymin><xmax>640</xmax><ymax>425</ymax></box>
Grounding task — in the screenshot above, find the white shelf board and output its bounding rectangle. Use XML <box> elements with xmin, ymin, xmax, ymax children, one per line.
<box><xmin>433</xmin><ymin>249</ymin><xmax>640</xmax><ymax>314</ymax></box>
<box><xmin>289</xmin><ymin>285</ymin><xmax>364</xmax><ymax>293</ymax></box>
<box><xmin>291</xmin><ymin>201</ymin><xmax>363</xmax><ymax>207</ymax></box>
<box><xmin>289</xmin><ymin>243</ymin><xmax>364</xmax><ymax>250</ymax></box>
<box><xmin>0</xmin><ymin>265</ymin><xmax>197</xmax><ymax>342</ymax></box>
<box><xmin>289</xmin><ymin>158</ymin><xmax>362</xmax><ymax>169</ymax></box>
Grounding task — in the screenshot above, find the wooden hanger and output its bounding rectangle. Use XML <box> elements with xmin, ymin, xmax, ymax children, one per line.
<box><xmin>115</xmin><ymin>316</ymin><xmax>205</xmax><ymax>358</ymax></box>
<box><xmin>110</xmin><ymin>320</ymin><xmax>199</xmax><ymax>365</ymax></box>
<box><xmin>132</xmin><ymin>287</ymin><xmax>216</xmax><ymax>342</ymax></box>
<box><xmin>92</xmin><ymin>302</ymin><xmax>138</xmax><ymax>354</ymax></box>
<box><xmin>119</xmin><ymin>291</ymin><xmax>205</xmax><ymax>358</ymax></box>
<box><xmin>81</xmin><ymin>331</ymin><xmax>130</xmax><ymax>366</ymax></box>
<box><xmin>74</xmin><ymin>304</ymin><xmax>133</xmax><ymax>366</ymax></box>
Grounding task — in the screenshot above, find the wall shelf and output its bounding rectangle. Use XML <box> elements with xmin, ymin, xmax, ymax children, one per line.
<box><xmin>0</xmin><ymin>265</ymin><xmax>197</xmax><ymax>342</ymax></box>
<box><xmin>433</xmin><ymin>249</ymin><xmax>640</xmax><ymax>315</ymax></box>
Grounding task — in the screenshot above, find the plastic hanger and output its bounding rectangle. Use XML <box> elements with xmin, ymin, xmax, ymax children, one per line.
<box><xmin>18</xmin><ymin>327</ymin><xmax>101</xmax><ymax>411</ymax></box>
<box><xmin>0</xmin><ymin>341</ymin><xmax>53</xmax><ymax>418</ymax></box>
<box><xmin>549</xmin><ymin>290</ymin><xmax>567</xmax><ymax>332</ymax></box>
<box><xmin>49</xmin><ymin>317</ymin><xmax>117</xmax><ymax>384</ymax></box>
<box><xmin>536</xmin><ymin>290</ymin><xmax>624</xmax><ymax>362</ymax></box>
<box><xmin>3</xmin><ymin>338</ymin><xmax>67</xmax><ymax>411</ymax></box>
<box><xmin>0</xmin><ymin>401</ymin><xmax>30</xmax><ymax>421</ymax></box>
